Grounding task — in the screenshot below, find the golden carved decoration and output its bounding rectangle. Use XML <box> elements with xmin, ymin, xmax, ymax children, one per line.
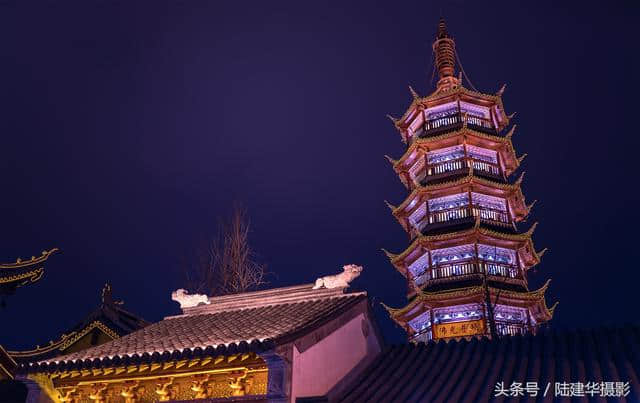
<box><xmin>121</xmin><ymin>381</ymin><xmax>145</xmax><ymax>403</ymax></box>
<box><xmin>58</xmin><ymin>388</ymin><xmax>78</xmax><ymax>402</ymax></box>
<box><xmin>155</xmin><ymin>378</ymin><xmax>175</xmax><ymax>401</ymax></box>
<box><xmin>88</xmin><ymin>383</ymin><xmax>108</xmax><ymax>403</ymax></box>
<box><xmin>191</xmin><ymin>375</ymin><xmax>212</xmax><ymax>398</ymax></box>
<box><xmin>229</xmin><ymin>370</ymin><xmax>251</xmax><ymax>397</ymax></box>
<box><xmin>59</xmin><ymin>321</ymin><xmax>120</xmax><ymax>351</ymax></box>
<box><xmin>35</xmin><ymin>359</ymin><xmax>268</xmax><ymax>402</ymax></box>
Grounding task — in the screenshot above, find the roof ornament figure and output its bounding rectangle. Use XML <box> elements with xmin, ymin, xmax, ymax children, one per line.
<box><xmin>312</xmin><ymin>264</ymin><xmax>363</xmax><ymax>290</ymax></box>
<box><xmin>408</xmin><ymin>85</ymin><xmax>420</xmax><ymax>100</ymax></box>
<box><xmin>101</xmin><ymin>283</ymin><xmax>123</xmax><ymax>306</ymax></box>
<box><xmin>171</xmin><ymin>289</ymin><xmax>210</xmax><ymax>308</ymax></box>
<box><xmin>496</xmin><ymin>83</ymin><xmax>507</xmax><ymax>96</ymax></box>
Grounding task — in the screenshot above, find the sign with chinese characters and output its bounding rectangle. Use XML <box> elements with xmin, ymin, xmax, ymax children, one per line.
<box><xmin>433</xmin><ymin>319</ymin><xmax>485</xmax><ymax>339</ymax></box>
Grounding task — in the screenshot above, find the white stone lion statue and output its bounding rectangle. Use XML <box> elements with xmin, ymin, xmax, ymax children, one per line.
<box><xmin>312</xmin><ymin>264</ymin><xmax>363</xmax><ymax>290</ymax></box>
<box><xmin>171</xmin><ymin>289</ymin><xmax>210</xmax><ymax>308</ymax></box>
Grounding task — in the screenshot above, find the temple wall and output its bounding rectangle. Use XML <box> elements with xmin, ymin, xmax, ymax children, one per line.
<box><xmin>290</xmin><ymin>313</ymin><xmax>380</xmax><ymax>401</ymax></box>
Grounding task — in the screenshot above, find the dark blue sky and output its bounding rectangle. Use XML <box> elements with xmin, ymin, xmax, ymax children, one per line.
<box><xmin>1</xmin><ymin>1</ymin><xmax>639</xmax><ymax>349</ymax></box>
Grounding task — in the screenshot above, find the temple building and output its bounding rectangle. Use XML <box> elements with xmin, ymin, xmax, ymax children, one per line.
<box><xmin>0</xmin><ymin>249</ymin><xmax>58</xmax><ymax>382</ymax></box>
<box><xmin>15</xmin><ymin>276</ymin><xmax>640</xmax><ymax>402</ymax></box>
<box><xmin>381</xmin><ymin>19</ymin><xmax>556</xmax><ymax>342</ymax></box>
<box><xmin>8</xmin><ymin>284</ymin><xmax>148</xmax><ymax>366</ymax></box>
<box><xmin>19</xmin><ymin>278</ymin><xmax>382</xmax><ymax>402</ymax></box>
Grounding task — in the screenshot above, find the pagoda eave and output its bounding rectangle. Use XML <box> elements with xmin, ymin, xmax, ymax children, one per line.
<box><xmin>390</xmin><ymin>225</ymin><xmax>539</xmax><ymax>265</ymax></box>
<box><xmin>386</xmin><ymin>280</ymin><xmax>553</xmax><ymax>325</ymax></box>
<box><xmin>0</xmin><ymin>248</ymin><xmax>58</xmax><ymax>270</ymax></box>
<box><xmin>0</xmin><ymin>248</ymin><xmax>58</xmax><ymax>295</ymax></box>
<box><xmin>408</xmin><ymin>274</ymin><xmax>529</xmax><ymax>297</ymax></box>
<box><xmin>0</xmin><ymin>267</ymin><xmax>45</xmax><ymax>292</ymax></box>
<box><xmin>394</xmin><ymin>86</ymin><xmax>511</xmax><ymax>138</ymax></box>
<box><xmin>392</xmin><ymin>128</ymin><xmax>520</xmax><ymax>176</ymax></box>
<box><xmin>392</xmin><ymin>176</ymin><xmax>529</xmax><ymax>221</ymax></box>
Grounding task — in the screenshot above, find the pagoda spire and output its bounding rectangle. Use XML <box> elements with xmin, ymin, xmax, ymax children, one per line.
<box><xmin>432</xmin><ymin>18</ymin><xmax>460</xmax><ymax>91</ymax></box>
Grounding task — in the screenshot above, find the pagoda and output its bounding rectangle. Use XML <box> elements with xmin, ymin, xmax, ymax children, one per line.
<box><xmin>382</xmin><ymin>19</ymin><xmax>556</xmax><ymax>342</ymax></box>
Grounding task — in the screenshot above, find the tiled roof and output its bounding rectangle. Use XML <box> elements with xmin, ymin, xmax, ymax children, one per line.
<box><xmin>0</xmin><ymin>249</ymin><xmax>57</xmax><ymax>292</ymax></box>
<box><xmin>0</xmin><ymin>345</ymin><xmax>17</xmax><ymax>378</ymax></box>
<box><xmin>28</xmin><ymin>285</ymin><xmax>366</xmax><ymax>372</ymax></box>
<box><xmin>337</xmin><ymin>326</ymin><xmax>640</xmax><ymax>402</ymax></box>
<box><xmin>9</xmin><ymin>286</ymin><xmax>149</xmax><ymax>364</ymax></box>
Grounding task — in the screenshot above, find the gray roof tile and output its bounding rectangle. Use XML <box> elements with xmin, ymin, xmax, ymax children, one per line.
<box><xmin>39</xmin><ymin>285</ymin><xmax>366</xmax><ymax>366</ymax></box>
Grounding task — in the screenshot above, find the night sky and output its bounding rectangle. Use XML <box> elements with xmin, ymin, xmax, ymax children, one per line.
<box><xmin>2</xmin><ymin>1</ymin><xmax>639</xmax><ymax>349</ymax></box>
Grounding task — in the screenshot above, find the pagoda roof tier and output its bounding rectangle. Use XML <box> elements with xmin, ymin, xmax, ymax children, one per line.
<box><xmin>389</xmin><ymin>85</ymin><xmax>512</xmax><ymax>143</ymax></box>
<box><xmin>389</xmin><ymin>126</ymin><xmax>521</xmax><ymax>178</ymax></box>
<box><xmin>382</xmin><ymin>279</ymin><xmax>556</xmax><ymax>325</ymax></box>
<box><xmin>404</xmin><ymin>273</ymin><xmax>530</xmax><ymax>302</ymax></box>
<box><xmin>0</xmin><ymin>248</ymin><xmax>58</xmax><ymax>294</ymax></box>
<box><xmin>389</xmin><ymin>173</ymin><xmax>531</xmax><ymax>233</ymax></box>
<box><xmin>415</xmin><ymin>268</ymin><xmax>529</xmax><ymax>292</ymax></box>
<box><xmin>383</xmin><ymin>222</ymin><xmax>545</xmax><ymax>277</ymax></box>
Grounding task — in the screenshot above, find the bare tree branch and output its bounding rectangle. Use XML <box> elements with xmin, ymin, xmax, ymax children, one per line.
<box><xmin>182</xmin><ymin>205</ymin><xmax>267</xmax><ymax>296</ymax></box>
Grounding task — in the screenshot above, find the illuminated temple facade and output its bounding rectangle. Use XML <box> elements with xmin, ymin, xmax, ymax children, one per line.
<box><xmin>382</xmin><ymin>19</ymin><xmax>556</xmax><ymax>342</ymax></box>
<box><xmin>20</xmin><ymin>284</ymin><xmax>382</xmax><ymax>402</ymax></box>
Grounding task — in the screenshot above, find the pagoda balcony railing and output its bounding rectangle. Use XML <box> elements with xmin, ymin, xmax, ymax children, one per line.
<box><xmin>422</xmin><ymin>157</ymin><xmax>503</xmax><ymax>183</ymax></box>
<box><xmin>416</xmin><ymin>112</ymin><xmax>497</xmax><ymax>138</ymax></box>
<box><xmin>411</xmin><ymin>327</ymin><xmax>434</xmax><ymax>343</ymax></box>
<box><xmin>417</xmin><ymin>205</ymin><xmax>511</xmax><ymax>231</ymax></box>
<box><xmin>496</xmin><ymin>322</ymin><xmax>527</xmax><ymax>336</ymax></box>
<box><xmin>466</xmin><ymin>115</ymin><xmax>496</xmax><ymax>134</ymax></box>
<box><xmin>414</xmin><ymin>260</ymin><xmax>521</xmax><ymax>287</ymax></box>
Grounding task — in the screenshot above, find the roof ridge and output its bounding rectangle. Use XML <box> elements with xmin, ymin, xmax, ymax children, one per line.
<box><xmin>171</xmin><ymin>284</ymin><xmax>366</xmax><ymax>317</ymax></box>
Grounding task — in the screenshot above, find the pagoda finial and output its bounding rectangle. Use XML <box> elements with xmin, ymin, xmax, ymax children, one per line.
<box><xmin>408</xmin><ymin>85</ymin><xmax>420</xmax><ymax>100</ymax></box>
<box><xmin>433</xmin><ymin>18</ymin><xmax>459</xmax><ymax>90</ymax></box>
<box><xmin>437</xmin><ymin>16</ymin><xmax>449</xmax><ymax>39</ymax></box>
